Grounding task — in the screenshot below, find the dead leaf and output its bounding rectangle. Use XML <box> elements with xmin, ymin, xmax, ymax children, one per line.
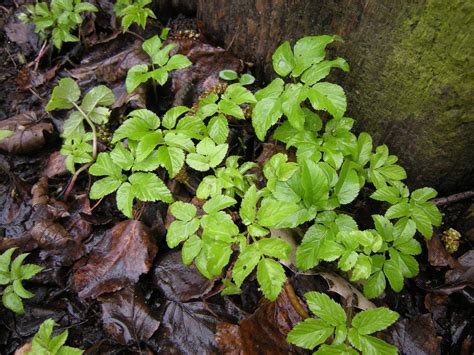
<box><xmin>388</xmin><ymin>314</ymin><xmax>442</xmax><ymax>355</ymax></box>
<box><xmin>426</xmin><ymin>233</ymin><xmax>459</xmax><ymax>268</ymax></box>
<box><xmin>215</xmin><ymin>287</ymin><xmax>304</xmax><ymax>354</ymax></box>
<box><xmin>31</xmin><ymin>176</ymin><xmax>50</xmax><ymax>206</ymax></box>
<box><xmin>0</xmin><ymin>112</ymin><xmax>53</xmax><ymax>154</ymax></box>
<box><xmin>42</xmin><ymin>151</ymin><xmax>68</xmax><ymax>178</ymax></box>
<box><xmin>73</xmin><ymin>220</ymin><xmax>157</xmax><ymax>299</ymax></box>
<box><xmin>98</xmin><ymin>287</ymin><xmax>160</xmax><ymax>345</ymax></box>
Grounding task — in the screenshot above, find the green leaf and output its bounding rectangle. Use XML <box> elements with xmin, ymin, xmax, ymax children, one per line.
<box><xmin>186</xmin><ymin>153</ymin><xmax>210</xmax><ymax>171</ymax></box>
<box><xmin>255</xmin><ymin>238</ymin><xmax>291</xmax><ymax>259</ymax></box>
<box><xmin>308</xmin><ymin>82</ymin><xmax>347</xmax><ymax>118</ymax></box>
<box><xmin>255</xmin><ymin>78</ymin><xmax>284</xmax><ymax>101</ymax></box>
<box><xmin>90</xmin><ymin>176</ymin><xmax>122</xmax><ymax>199</ymax></box>
<box><xmin>248</xmin><ymin>224</ymin><xmax>269</xmax><ymax>237</ymax></box>
<box><xmin>0</xmin><ymin>248</ymin><xmax>16</xmax><ymax>273</ymax></box>
<box><xmin>166</xmin><ymin>219</ymin><xmax>200</xmax><ymax>248</ymax></box>
<box><xmin>335</xmin><ymin>166</ymin><xmax>360</xmax><ymax>205</ymax></box>
<box><xmin>218</xmin><ymin>99</ymin><xmax>244</xmax><ymax>118</ymax></box>
<box><xmin>221</xmin><ymin>279</ymin><xmax>242</xmax><ymax>296</ymax></box>
<box><xmin>20</xmin><ymin>264</ymin><xmax>43</xmax><ymax>280</ymax></box>
<box><xmin>257</xmin><ymin>198</ymin><xmax>301</xmax><ymax>228</ymax></box>
<box><xmin>203</xmin><ymin>195</ymin><xmax>237</xmax><ymax>214</ymax></box>
<box><xmin>12</xmin><ymin>279</ymin><xmax>34</xmax><ymax>299</ymax></box>
<box><xmin>219</xmin><ymin>69</ymin><xmax>238</xmax><ymax>81</ymax></box>
<box><xmin>287</xmin><ymin>318</ymin><xmax>334</xmax><ymax>350</ymax></box>
<box><xmin>240</xmin><ymin>184</ymin><xmax>257</xmax><ymax>225</ymax></box>
<box><xmin>110</xmin><ymin>143</ymin><xmax>134</xmax><ymax>171</ymax></box>
<box><xmin>75</xmin><ymin>2</ymin><xmax>98</xmax><ymax>12</ymax></box>
<box><xmin>315</xmin><ymin>344</ymin><xmax>358</xmax><ymax>355</ymax></box>
<box><xmin>182</xmin><ymin>235</ymin><xmax>202</xmax><ymax>265</ymax></box>
<box><xmin>305</xmin><ymin>291</ymin><xmax>346</xmax><ymax>326</ymax></box>
<box><xmin>385</xmin><ymin>202</ymin><xmax>410</xmax><ymax>220</ymax></box>
<box><xmin>301</xmin><ymin>160</ymin><xmax>329</xmax><ymax>207</ymax></box>
<box><xmin>352</xmin><ymin>307</ymin><xmax>399</xmax><ymax>335</ymax></box>
<box><xmin>132</xmin><ymin>151</ymin><xmax>161</xmax><ymax>172</ymax></box>
<box><xmin>411</xmin><ymin>187</ymin><xmax>437</xmax><ymax>203</ymax></box>
<box><xmin>200</xmin><ymin>211</ymin><xmax>239</xmax><ymax>242</ymax></box>
<box><xmin>142</xmin><ymin>35</ymin><xmax>162</xmax><ymax>59</ymax></box>
<box><xmin>207</xmin><ymin>115</ymin><xmax>229</xmax><ymax>144</ymax></box>
<box><xmin>239</xmin><ymin>73</ymin><xmax>255</xmax><ymax>85</ymax></box>
<box><xmin>300</xmin><ymin>58</ymin><xmax>349</xmax><ymax>85</ymax></box>
<box><xmin>296</xmin><ymin>225</ymin><xmax>329</xmax><ymax>270</ymax></box>
<box><xmin>223</xmin><ymin>83</ymin><xmax>256</xmax><ymax>104</ymax></box>
<box><xmin>363</xmin><ymin>271</ymin><xmax>386</xmax><ymax>299</ymax></box>
<box><xmin>126</xmin><ymin>64</ymin><xmax>150</xmax><ymax>93</ymax></box>
<box><xmin>411</xmin><ymin>206</ymin><xmax>433</xmax><ymax>239</ymax></box>
<box><xmin>2</xmin><ymin>285</ymin><xmax>24</xmax><ymax>314</ymax></box>
<box><xmin>165</xmin><ymin>54</ymin><xmax>192</xmax><ymax>71</ymax></box>
<box><xmin>129</xmin><ymin>172</ymin><xmax>173</xmax><ymax>203</ymax></box>
<box><xmin>272</xmin><ymin>41</ymin><xmax>295</xmax><ymax>77</ymax></box>
<box><xmin>233</xmin><ymin>245</ymin><xmax>261</xmax><ymax>286</ymax></box>
<box><xmin>170</xmin><ymin>201</ymin><xmax>196</xmax><ymax>222</ymax></box>
<box><xmin>81</xmin><ymin>85</ymin><xmax>115</xmax><ymax>113</ymax></box>
<box><xmin>89</xmin><ymin>152</ymin><xmax>123</xmax><ymax>178</ymax></box>
<box><xmin>49</xmin><ymin>329</ymin><xmax>69</xmax><ymax>353</ymax></box>
<box><xmin>252</xmin><ymin>97</ymin><xmax>283</xmax><ymax>141</ymax></box>
<box><xmin>371</xmin><ymin>186</ymin><xmax>402</xmax><ymax>205</ymax></box>
<box><xmin>256</xmin><ymin>258</ymin><xmax>286</xmax><ymax>301</ymax></box>
<box><xmin>116</xmin><ymin>182</ymin><xmax>134</xmax><ymax>218</ymax></box>
<box><xmin>348</xmin><ymin>330</ymin><xmax>398</xmax><ymax>355</ymax></box>
<box><xmin>113</xmin><ymin>109</ymin><xmax>160</xmax><ymax>142</ymax></box>
<box><xmin>0</xmin><ymin>130</ymin><xmax>13</xmax><ymax>141</ymax></box>
<box><xmin>292</xmin><ymin>35</ymin><xmax>341</xmax><ymax>77</ymax></box>
<box><xmin>383</xmin><ymin>258</ymin><xmax>404</xmax><ymax>292</ymax></box>
<box><xmin>157</xmin><ymin>145</ymin><xmax>185</xmax><ymax>178</ymax></box>
<box><xmin>162</xmin><ymin>106</ymin><xmax>189</xmax><ymax>129</ymax></box>
<box><xmin>164</xmin><ymin>132</ymin><xmax>194</xmax><ymax>152</ymax></box>
<box><xmin>46</xmin><ymin>78</ymin><xmax>81</xmax><ymax>111</ymax></box>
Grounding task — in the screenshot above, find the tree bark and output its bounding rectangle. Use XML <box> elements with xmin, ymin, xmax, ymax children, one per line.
<box><xmin>195</xmin><ymin>0</ymin><xmax>474</xmax><ymax>194</ymax></box>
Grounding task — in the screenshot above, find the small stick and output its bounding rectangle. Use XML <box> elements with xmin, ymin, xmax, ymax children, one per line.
<box><xmin>432</xmin><ymin>190</ymin><xmax>474</xmax><ymax>206</ymax></box>
<box><xmin>284</xmin><ymin>281</ymin><xmax>309</xmax><ymax>319</ymax></box>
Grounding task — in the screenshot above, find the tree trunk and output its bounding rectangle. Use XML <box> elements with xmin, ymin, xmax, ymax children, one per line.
<box><xmin>195</xmin><ymin>0</ymin><xmax>474</xmax><ymax>194</ymax></box>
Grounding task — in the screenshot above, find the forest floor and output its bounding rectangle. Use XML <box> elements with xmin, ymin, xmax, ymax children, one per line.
<box><xmin>0</xmin><ymin>1</ymin><xmax>473</xmax><ymax>354</ymax></box>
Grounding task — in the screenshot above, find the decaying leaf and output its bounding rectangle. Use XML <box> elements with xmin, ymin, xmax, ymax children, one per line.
<box><xmin>0</xmin><ymin>112</ymin><xmax>53</xmax><ymax>154</ymax></box>
<box><xmin>98</xmin><ymin>287</ymin><xmax>160</xmax><ymax>345</ymax></box>
<box><xmin>73</xmin><ymin>220</ymin><xmax>157</xmax><ymax>298</ymax></box>
<box><xmin>152</xmin><ymin>250</ymin><xmax>215</xmax><ymax>302</ymax></box>
<box><xmin>215</xmin><ymin>286</ymin><xmax>304</xmax><ymax>354</ymax></box>
<box><xmin>42</xmin><ymin>151</ymin><xmax>68</xmax><ymax>178</ymax></box>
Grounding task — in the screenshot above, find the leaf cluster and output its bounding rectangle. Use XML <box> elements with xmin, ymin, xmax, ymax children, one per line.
<box><xmin>287</xmin><ymin>292</ymin><xmax>399</xmax><ymax>354</ymax></box>
<box><xmin>27</xmin><ymin>319</ymin><xmax>83</xmax><ymax>355</ymax></box>
<box><xmin>46</xmin><ymin>78</ymin><xmax>115</xmax><ymax>173</ymax></box>
<box><xmin>113</xmin><ymin>0</ymin><xmax>157</xmax><ymax>32</ymax></box>
<box><xmin>0</xmin><ymin>248</ymin><xmax>43</xmax><ymax>314</ymax></box>
<box><xmin>126</xmin><ymin>35</ymin><xmax>192</xmax><ymax>93</ymax></box>
<box><xmin>19</xmin><ymin>0</ymin><xmax>98</xmax><ymax>49</ymax></box>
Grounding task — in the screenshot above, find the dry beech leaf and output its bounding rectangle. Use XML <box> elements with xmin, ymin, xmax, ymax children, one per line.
<box><xmin>42</xmin><ymin>151</ymin><xmax>68</xmax><ymax>178</ymax></box>
<box><xmin>215</xmin><ymin>287</ymin><xmax>304</xmax><ymax>354</ymax></box>
<box><xmin>98</xmin><ymin>287</ymin><xmax>160</xmax><ymax>345</ymax></box>
<box><xmin>73</xmin><ymin>220</ymin><xmax>157</xmax><ymax>299</ymax></box>
<box><xmin>0</xmin><ymin>112</ymin><xmax>53</xmax><ymax>154</ymax></box>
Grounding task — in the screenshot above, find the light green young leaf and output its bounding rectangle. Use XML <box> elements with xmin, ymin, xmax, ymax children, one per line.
<box><xmin>383</xmin><ymin>258</ymin><xmax>404</xmax><ymax>292</ymax></box>
<box><xmin>0</xmin><ymin>130</ymin><xmax>14</xmax><ymax>141</ymax></box>
<box><xmin>240</xmin><ymin>184</ymin><xmax>257</xmax><ymax>225</ymax></box>
<box><xmin>292</xmin><ymin>35</ymin><xmax>341</xmax><ymax>77</ymax></box>
<box><xmin>232</xmin><ymin>245</ymin><xmax>261</xmax><ymax>286</ymax></box>
<box><xmin>46</xmin><ymin>78</ymin><xmax>81</xmax><ymax>111</ymax></box>
<box><xmin>218</xmin><ymin>99</ymin><xmax>244</xmax><ymax>118</ymax></box>
<box><xmin>363</xmin><ymin>270</ymin><xmax>386</xmax><ymax>299</ymax></box>
<box><xmin>165</xmin><ymin>54</ymin><xmax>192</xmax><ymax>71</ymax></box>
<box><xmin>2</xmin><ymin>285</ymin><xmax>24</xmax><ymax>314</ymax></box>
<box><xmin>300</xmin><ymin>58</ymin><xmax>349</xmax><ymax>85</ymax></box>
<box><xmin>223</xmin><ymin>83</ymin><xmax>257</xmax><ymax>104</ymax></box>
<box><xmin>182</xmin><ymin>235</ymin><xmax>202</xmax><ymax>265</ymax></box>
<box><xmin>219</xmin><ymin>69</ymin><xmax>238</xmax><ymax>81</ymax></box>
<box><xmin>255</xmin><ymin>238</ymin><xmax>291</xmax><ymax>260</ymax></box>
<box><xmin>162</xmin><ymin>106</ymin><xmax>189</xmax><ymax>129</ymax></box>
<box><xmin>89</xmin><ymin>176</ymin><xmax>122</xmax><ymax>199</ymax></box>
<box><xmin>301</xmin><ymin>160</ymin><xmax>329</xmax><ymax>207</ymax></box>
<box><xmin>256</xmin><ymin>258</ymin><xmax>286</xmax><ymax>301</ymax></box>
<box><xmin>89</xmin><ymin>152</ymin><xmax>123</xmax><ymax>178</ymax></box>
<box><xmin>157</xmin><ymin>145</ymin><xmax>184</xmax><ymax>178</ymax></box>
<box><xmin>110</xmin><ymin>143</ymin><xmax>134</xmax><ymax>171</ymax></box>
<box><xmin>203</xmin><ymin>194</ymin><xmax>237</xmax><ymax>214</ymax></box>
<box><xmin>207</xmin><ymin>115</ymin><xmax>229</xmax><ymax>144</ymax></box>
<box><xmin>167</xmin><ymin>219</ymin><xmax>200</xmax><ymax>248</ymax></box>
<box><xmin>126</xmin><ymin>64</ymin><xmax>150</xmax><ymax>93</ymax></box>
<box><xmin>81</xmin><ymin>85</ymin><xmax>115</xmax><ymax>113</ymax></box>
<box><xmin>352</xmin><ymin>307</ymin><xmax>399</xmax><ymax>335</ymax></box>
<box><xmin>170</xmin><ymin>201</ymin><xmax>197</xmax><ymax>222</ymax></box>
<box><xmin>239</xmin><ymin>73</ymin><xmax>255</xmax><ymax>85</ymax></box>
<box><xmin>257</xmin><ymin>198</ymin><xmax>301</xmax><ymax>228</ymax></box>
<box><xmin>113</xmin><ymin>109</ymin><xmax>160</xmax><ymax>142</ymax></box>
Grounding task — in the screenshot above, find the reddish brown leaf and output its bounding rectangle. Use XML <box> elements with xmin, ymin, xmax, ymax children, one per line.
<box><xmin>0</xmin><ymin>112</ymin><xmax>53</xmax><ymax>154</ymax></box>
<box><xmin>215</xmin><ymin>287</ymin><xmax>304</xmax><ymax>354</ymax></box>
<box><xmin>73</xmin><ymin>220</ymin><xmax>157</xmax><ymax>299</ymax></box>
<box><xmin>426</xmin><ymin>233</ymin><xmax>459</xmax><ymax>268</ymax></box>
<box><xmin>98</xmin><ymin>287</ymin><xmax>160</xmax><ymax>345</ymax></box>
<box><xmin>31</xmin><ymin>176</ymin><xmax>50</xmax><ymax>206</ymax></box>
<box><xmin>42</xmin><ymin>152</ymin><xmax>68</xmax><ymax>178</ymax></box>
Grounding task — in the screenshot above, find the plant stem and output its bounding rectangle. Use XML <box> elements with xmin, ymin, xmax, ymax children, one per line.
<box><xmin>151</xmin><ymin>64</ymin><xmax>158</xmax><ymax>99</ymax></box>
<box><xmin>72</xmin><ymin>102</ymin><xmax>97</xmax><ymax>160</ymax></box>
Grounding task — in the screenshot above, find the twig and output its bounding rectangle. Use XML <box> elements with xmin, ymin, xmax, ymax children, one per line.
<box><xmin>432</xmin><ymin>190</ymin><xmax>474</xmax><ymax>206</ymax></box>
<box><xmin>226</xmin><ymin>24</ymin><xmax>240</xmax><ymax>52</ymax></box>
<box><xmin>283</xmin><ymin>281</ymin><xmax>309</xmax><ymax>319</ymax></box>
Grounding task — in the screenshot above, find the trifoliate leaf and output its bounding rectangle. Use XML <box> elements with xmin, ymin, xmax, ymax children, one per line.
<box><xmin>207</xmin><ymin>115</ymin><xmax>229</xmax><ymax>144</ymax></box>
<box><xmin>112</xmin><ymin>109</ymin><xmax>160</xmax><ymax>142</ymax></box>
<box><xmin>46</xmin><ymin>78</ymin><xmax>81</xmax><ymax>111</ymax></box>
<box><xmin>129</xmin><ymin>172</ymin><xmax>173</xmax><ymax>203</ymax></box>
<box><xmin>256</xmin><ymin>258</ymin><xmax>286</xmax><ymax>301</ymax></box>
<box><xmin>363</xmin><ymin>270</ymin><xmax>386</xmax><ymax>299</ymax></box>
<box><xmin>255</xmin><ymin>238</ymin><xmax>291</xmax><ymax>260</ymax></box>
<box><xmin>287</xmin><ymin>318</ymin><xmax>334</xmax><ymax>350</ymax></box>
<box><xmin>126</xmin><ymin>64</ymin><xmax>150</xmax><ymax>93</ymax></box>
<box><xmin>89</xmin><ymin>152</ymin><xmax>123</xmax><ymax>178</ymax></box>
<box><xmin>162</xmin><ymin>106</ymin><xmax>189</xmax><ymax>129</ymax></box>
<box><xmin>166</xmin><ymin>219</ymin><xmax>200</xmax><ymax>248</ymax></box>
<box><xmin>305</xmin><ymin>291</ymin><xmax>346</xmax><ymax>326</ymax></box>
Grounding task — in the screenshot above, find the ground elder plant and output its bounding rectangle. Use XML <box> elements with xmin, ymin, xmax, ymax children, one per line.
<box><xmin>113</xmin><ymin>0</ymin><xmax>157</xmax><ymax>32</ymax></box>
<box><xmin>18</xmin><ymin>0</ymin><xmax>98</xmax><ymax>49</ymax></box>
<box><xmin>287</xmin><ymin>292</ymin><xmax>399</xmax><ymax>354</ymax></box>
<box><xmin>0</xmin><ymin>248</ymin><xmax>43</xmax><ymax>314</ymax></box>
<box><xmin>26</xmin><ymin>319</ymin><xmax>83</xmax><ymax>354</ymax></box>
